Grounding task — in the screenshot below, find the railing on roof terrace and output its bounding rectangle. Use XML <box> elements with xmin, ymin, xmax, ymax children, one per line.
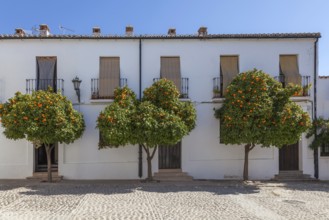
<box><xmin>212</xmin><ymin>77</ymin><xmax>223</xmax><ymax>98</ymax></box>
<box><xmin>153</xmin><ymin>77</ymin><xmax>189</xmax><ymax>99</ymax></box>
<box><xmin>91</xmin><ymin>78</ymin><xmax>128</xmax><ymax>99</ymax></box>
<box><xmin>26</xmin><ymin>79</ymin><xmax>64</xmax><ymax>94</ymax></box>
<box><xmin>274</xmin><ymin>75</ymin><xmax>311</xmax><ymax>96</ymax></box>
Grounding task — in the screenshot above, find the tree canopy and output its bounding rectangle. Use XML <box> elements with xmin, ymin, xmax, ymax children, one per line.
<box><xmin>97</xmin><ymin>79</ymin><xmax>197</xmax><ymax>180</ymax></box>
<box><xmin>214</xmin><ymin>69</ymin><xmax>310</xmax><ymax>180</ymax></box>
<box><xmin>307</xmin><ymin>118</ymin><xmax>329</xmax><ymax>149</ymax></box>
<box><xmin>0</xmin><ymin>89</ymin><xmax>85</xmax><ymax>181</ymax></box>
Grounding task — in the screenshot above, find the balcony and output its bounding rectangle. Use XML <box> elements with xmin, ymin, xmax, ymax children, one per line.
<box><xmin>212</xmin><ymin>77</ymin><xmax>223</xmax><ymax>98</ymax></box>
<box><xmin>26</xmin><ymin>79</ymin><xmax>64</xmax><ymax>94</ymax></box>
<box><xmin>274</xmin><ymin>75</ymin><xmax>311</xmax><ymax>96</ymax></box>
<box><xmin>91</xmin><ymin>78</ymin><xmax>128</xmax><ymax>99</ymax></box>
<box><xmin>153</xmin><ymin>77</ymin><xmax>189</xmax><ymax>99</ymax></box>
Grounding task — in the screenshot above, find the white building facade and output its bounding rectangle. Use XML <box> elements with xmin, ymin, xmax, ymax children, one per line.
<box><xmin>0</xmin><ymin>25</ymin><xmax>325</xmax><ymax>180</ymax></box>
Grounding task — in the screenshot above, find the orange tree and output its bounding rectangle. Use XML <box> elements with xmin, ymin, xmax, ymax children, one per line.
<box><xmin>307</xmin><ymin>118</ymin><xmax>329</xmax><ymax>149</ymax></box>
<box><xmin>0</xmin><ymin>89</ymin><xmax>85</xmax><ymax>182</ymax></box>
<box><xmin>97</xmin><ymin>79</ymin><xmax>196</xmax><ymax>181</ymax></box>
<box><xmin>214</xmin><ymin>69</ymin><xmax>310</xmax><ymax>180</ymax></box>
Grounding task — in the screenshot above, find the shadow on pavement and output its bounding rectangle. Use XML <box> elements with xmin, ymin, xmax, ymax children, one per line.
<box><xmin>3</xmin><ymin>180</ymin><xmax>263</xmax><ymax>196</ymax></box>
<box><xmin>2</xmin><ymin>179</ymin><xmax>329</xmax><ymax>196</ymax></box>
<box><xmin>270</xmin><ymin>180</ymin><xmax>329</xmax><ymax>193</ymax></box>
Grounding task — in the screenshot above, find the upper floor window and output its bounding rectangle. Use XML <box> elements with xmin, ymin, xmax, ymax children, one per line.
<box><xmin>36</xmin><ymin>56</ymin><xmax>57</xmax><ymax>91</ymax></box>
<box><xmin>91</xmin><ymin>57</ymin><xmax>128</xmax><ymax>100</ymax></box>
<box><xmin>279</xmin><ymin>55</ymin><xmax>301</xmax><ymax>86</ymax></box>
<box><xmin>220</xmin><ymin>56</ymin><xmax>239</xmax><ymax>96</ymax></box>
<box><xmin>160</xmin><ymin>56</ymin><xmax>181</xmax><ymax>90</ymax></box>
<box><xmin>98</xmin><ymin>57</ymin><xmax>120</xmax><ymax>99</ymax></box>
<box><xmin>158</xmin><ymin>57</ymin><xmax>189</xmax><ymax>98</ymax></box>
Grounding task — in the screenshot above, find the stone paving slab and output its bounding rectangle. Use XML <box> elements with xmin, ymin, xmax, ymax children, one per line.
<box><xmin>0</xmin><ymin>180</ymin><xmax>328</xmax><ymax>219</ymax></box>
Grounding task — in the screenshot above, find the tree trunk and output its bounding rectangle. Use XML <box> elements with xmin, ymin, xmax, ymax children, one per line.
<box><xmin>141</xmin><ymin>144</ymin><xmax>158</xmax><ymax>181</ymax></box>
<box><xmin>243</xmin><ymin>144</ymin><xmax>256</xmax><ymax>181</ymax></box>
<box><xmin>147</xmin><ymin>156</ymin><xmax>153</xmax><ymax>181</ymax></box>
<box><xmin>45</xmin><ymin>144</ymin><xmax>52</xmax><ymax>182</ymax></box>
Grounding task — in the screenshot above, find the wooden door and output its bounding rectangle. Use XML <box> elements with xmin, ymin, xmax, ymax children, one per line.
<box><xmin>159</xmin><ymin>142</ymin><xmax>181</xmax><ymax>169</ymax></box>
<box><xmin>35</xmin><ymin>144</ymin><xmax>58</xmax><ymax>172</ymax></box>
<box><xmin>279</xmin><ymin>142</ymin><xmax>299</xmax><ymax>170</ymax></box>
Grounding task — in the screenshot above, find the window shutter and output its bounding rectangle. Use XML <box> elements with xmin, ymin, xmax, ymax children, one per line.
<box><xmin>280</xmin><ymin>55</ymin><xmax>302</xmax><ymax>86</ymax></box>
<box><xmin>160</xmin><ymin>57</ymin><xmax>181</xmax><ymax>91</ymax></box>
<box><xmin>99</xmin><ymin>57</ymin><xmax>120</xmax><ymax>98</ymax></box>
<box><xmin>220</xmin><ymin>56</ymin><xmax>239</xmax><ymax>95</ymax></box>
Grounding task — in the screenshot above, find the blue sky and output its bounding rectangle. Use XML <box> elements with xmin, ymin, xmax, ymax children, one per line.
<box><xmin>1</xmin><ymin>0</ymin><xmax>328</xmax><ymax>75</ymax></box>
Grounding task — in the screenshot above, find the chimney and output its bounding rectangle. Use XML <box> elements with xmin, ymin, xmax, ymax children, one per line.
<box><xmin>39</xmin><ymin>24</ymin><xmax>51</xmax><ymax>36</ymax></box>
<box><xmin>125</xmin><ymin>25</ymin><xmax>133</xmax><ymax>36</ymax></box>
<box><xmin>198</xmin><ymin>26</ymin><xmax>208</xmax><ymax>37</ymax></box>
<box><xmin>15</xmin><ymin>28</ymin><xmax>25</xmax><ymax>37</ymax></box>
<box><xmin>92</xmin><ymin>27</ymin><xmax>101</xmax><ymax>36</ymax></box>
<box><xmin>168</xmin><ymin>28</ymin><xmax>176</xmax><ymax>36</ymax></box>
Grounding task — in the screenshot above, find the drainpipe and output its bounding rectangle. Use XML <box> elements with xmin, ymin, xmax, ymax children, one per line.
<box><xmin>313</xmin><ymin>38</ymin><xmax>319</xmax><ymax>179</ymax></box>
<box><xmin>138</xmin><ymin>38</ymin><xmax>143</xmax><ymax>178</ymax></box>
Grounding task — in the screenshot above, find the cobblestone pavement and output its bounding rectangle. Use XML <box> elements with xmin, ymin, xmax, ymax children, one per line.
<box><xmin>0</xmin><ymin>180</ymin><xmax>328</xmax><ymax>220</ymax></box>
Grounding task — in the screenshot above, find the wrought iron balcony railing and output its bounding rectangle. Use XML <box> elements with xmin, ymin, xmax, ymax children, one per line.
<box><xmin>91</xmin><ymin>78</ymin><xmax>128</xmax><ymax>99</ymax></box>
<box><xmin>212</xmin><ymin>77</ymin><xmax>223</xmax><ymax>98</ymax></box>
<box><xmin>274</xmin><ymin>75</ymin><xmax>311</xmax><ymax>96</ymax></box>
<box><xmin>274</xmin><ymin>75</ymin><xmax>285</xmax><ymax>87</ymax></box>
<box><xmin>153</xmin><ymin>77</ymin><xmax>189</xmax><ymax>99</ymax></box>
<box><xmin>26</xmin><ymin>79</ymin><xmax>64</xmax><ymax>94</ymax></box>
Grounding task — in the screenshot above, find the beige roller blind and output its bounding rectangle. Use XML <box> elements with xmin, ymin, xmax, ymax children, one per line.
<box><xmin>99</xmin><ymin>57</ymin><xmax>120</xmax><ymax>98</ymax></box>
<box><xmin>221</xmin><ymin>56</ymin><xmax>239</xmax><ymax>94</ymax></box>
<box><xmin>280</xmin><ymin>55</ymin><xmax>302</xmax><ymax>86</ymax></box>
<box><xmin>160</xmin><ymin>57</ymin><xmax>181</xmax><ymax>91</ymax></box>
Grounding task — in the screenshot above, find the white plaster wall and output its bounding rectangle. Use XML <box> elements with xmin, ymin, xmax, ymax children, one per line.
<box><xmin>318</xmin><ymin>78</ymin><xmax>329</xmax><ymax>179</ymax></box>
<box><xmin>0</xmin><ymin>127</ymin><xmax>33</xmax><ymax>178</ymax></box>
<box><xmin>179</xmin><ymin>103</ymin><xmax>277</xmax><ymax>180</ymax></box>
<box><xmin>0</xmin><ymin>39</ymin><xmax>140</xmax><ymax>102</ymax></box>
<box><xmin>298</xmin><ymin>102</ymin><xmax>315</xmax><ymax>176</ymax></box>
<box><xmin>143</xmin><ymin>38</ymin><xmax>315</xmax><ymax>180</ymax></box>
<box><xmin>59</xmin><ymin>103</ymin><xmax>144</xmax><ymax>179</ymax></box>
<box><xmin>0</xmin><ymin>39</ymin><xmax>141</xmax><ymax>179</ymax></box>
<box><xmin>0</xmin><ymin>37</ymin><xmax>316</xmax><ymax>179</ymax></box>
<box><xmin>141</xmin><ymin>39</ymin><xmax>315</xmax><ymax>102</ymax></box>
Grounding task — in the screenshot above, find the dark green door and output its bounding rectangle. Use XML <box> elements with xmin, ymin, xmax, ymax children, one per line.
<box><xmin>159</xmin><ymin>142</ymin><xmax>181</xmax><ymax>169</ymax></box>
<box><xmin>279</xmin><ymin>142</ymin><xmax>299</xmax><ymax>170</ymax></box>
<box><xmin>35</xmin><ymin>144</ymin><xmax>58</xmax><ymax>172</ymax></box>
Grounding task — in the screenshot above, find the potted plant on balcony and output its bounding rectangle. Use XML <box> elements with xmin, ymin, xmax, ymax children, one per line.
<box><xmin>302</xmin><ymin>84</ymin><xmax>312</xmax><ymax>96</ymax></box>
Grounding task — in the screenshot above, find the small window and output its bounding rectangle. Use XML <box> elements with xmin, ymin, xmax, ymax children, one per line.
<box><xmin>321</xmin><ymin>143</ymin><xmax>329</xmax><ymax>156</ymax></box>
<box><xmin>220</xmin><ymin>56</ymin><xmax>239</xmax><ymax>95</ymax></box>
